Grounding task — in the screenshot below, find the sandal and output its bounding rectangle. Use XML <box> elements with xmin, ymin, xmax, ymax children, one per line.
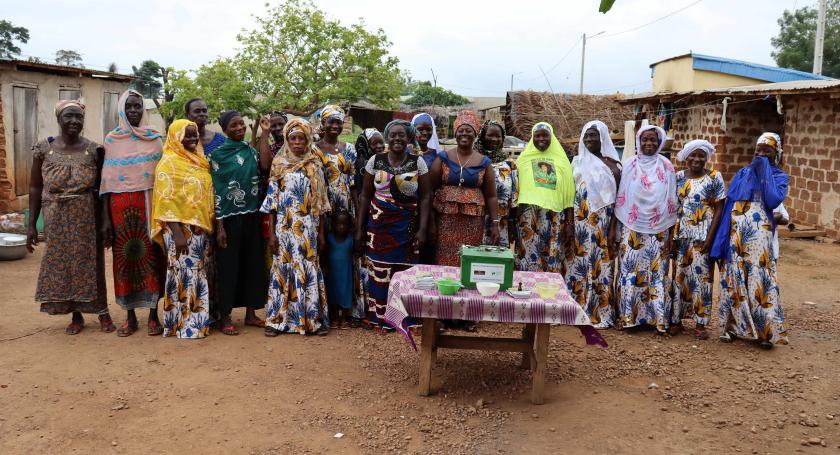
<box><xmin>668</xmin><ymin>323</ymin><xmax>684</xmax><ymax>336</ymax></box>
<box><xmin>65</xmin><ymin>321</ymin><xmax>84</xmax><ymax>335</ymax></box>
<box><xmin>694</xmin><ymin>327</ymin><xmax>709</xmax><ymax>340</ymax></box>
<box><xmin>759</xmin><ymin>340</ymin><xmax>774</xmax><ymax>350</ymax></box>
<box><xmin>264</xmin><ymin>327</ymin><xmax>281</xmax><ymax>337</ymax></box>
<box><xmin>245</xmin><ymin>317</ymin><xmax>265</xmax><ymax>328</ymax></box>
<box><xmin>719</xmin><ymin>331</ymin><xmax>736</xmax><ymax>343</ymax></box>
<box><xmin>316</xmin><ymin>326</ymin><xmax>329</xmax><ymax>336</ymax></box>
<box><xmin>147</xmin><ymin>320</ymin><xmax>164</xmax><ymax>336</ymax></box>
<box><xmin>99</xmin><ymin>314</ymin><xmax>117</xmax><ymax>333</ymax></box>
<box><xmin>117</xmin><ymin>321</ymin><xmax>137</xmax><ymax>337</ymax></box>
<box><xmin>347</xmin><ymin>318</ymin><xmax>361</xmax><ymax>329</ymax></box>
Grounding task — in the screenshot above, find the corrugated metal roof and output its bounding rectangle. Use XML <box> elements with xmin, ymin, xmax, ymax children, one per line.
<box><xmin>650</xmin><ymin>53</ymin><xmax>832</xmax><ymax>83</ymax></box>
<box><xmin>620</xmin><ymin>79</ymin><xmax>840</xmax><ymax>102</ymax></box>
<box><xmin>0</xmin><ymin>58</ymin><xmax>135</xmax><ymax>82</ymax></box>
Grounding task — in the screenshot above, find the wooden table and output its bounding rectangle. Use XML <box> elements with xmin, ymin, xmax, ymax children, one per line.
<box><xmin>384</xmin><ymin>265</ymin><xmax>607</xmax><ymax>405</ymax></box>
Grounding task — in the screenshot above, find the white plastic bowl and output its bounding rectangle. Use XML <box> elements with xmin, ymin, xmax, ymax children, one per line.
<box><xmin>476</xmin><ymin>281</ymin><xmax>501</xmax><ymax>297</ymax></box>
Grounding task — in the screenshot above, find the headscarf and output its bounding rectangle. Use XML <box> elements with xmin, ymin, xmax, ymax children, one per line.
<box><xmin>269</xmin><ymin>118</ymin><xmax>330</xmax><ymax>217</ymax></box>
<box><xmin>515</xmin><ymin>122</ymin><xmax>575</xmax><ymax>212</ymax></box>
<box><xmin>219</xmin><ymin>110</ymin><xmax>241</xmax><ymax>131</ymax></box>
<box><xmin>364</xmin><ymin>128</ymin><xmax>382</xmax><ymax>141</ymax></box>
<box><xmin>354</xmin><ymin>128</ymin><xmax>382</xmax><ymax>188</ymax></box>
<box><xmin>208</xmin><ymin>136</ymin><xmax>261</xmax><ymax>219</ymax></box>
<box><xmin>614</xmin><ymin>125</ymin><xmax>678</xmax><ymax>234</ymax></box>
<box><xmin>453</xmin><ymin>110</ymin><xmax>481</xmax><ymax>134</ymax></box>
<box><xmin>150</xmin><ymin>119</ymin><xmax>214</xmax><ymax>245</ymax></box>
<box><xmin>676</xmin><ymin>139</ymin><xmax>715</xmax><ymax>162</ymax></box>
<box><xmin>411</xmin><ymin>113</ymin><xmax>441</xmax><ymax>152</ymax></box>
<box><xmin>573</xmin><ymin>120</ymin><xmax>619</xmax><ymax>213</ymax></box>
<box><xmin>320</xmin><ymin>104</ymin><xmax>345</xmax><ymax>124</ymax></box>
<box><xmin>270</xmin><ymin>111</ymin><xmax>289</xmax><ymax>123</ymax></box>
<box><xmin>710</xmin><ymin>139</ymin><xmax>789</xmax><ymax>260</ymax></box>
<box><xmin>55</xmin><ymin>100</ymin><xmax>85</xmax><ymax>119</ymax></box>
<box><xmin>757</xmin><ymin>132</ymin><xmax>783</xmax><ymax>164</ymax></box>
<box><xmin>476</xmin><ymin>120</ymin><xmax>508</xmax><ymax>163</ymax></box>
<box><xmin>101</xmin><ymin>90</ymin><xmax>163</xmax><ymax>194</ymax></box>
<box><xmin>383</xmin><ymin>119</ymin><xmax>416</xmax><ymax>143</ymax></box>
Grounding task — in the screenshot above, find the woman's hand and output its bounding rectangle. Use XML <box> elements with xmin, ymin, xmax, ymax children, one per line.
<box><xmin>318</xmin><ymin>231</ymin><xmax>327</xmax><ymax>255</ymax></box>
<box><xmin>701</xmin><ymin>238</ymin><xmax>714</xmax><ymax>255</ymax></box>
<box><xmin>173</xmin><ymin>229</ymin><xmax>188</xmax><ymax>256</ymax></box>
<box><xmin>259</xmin><ymin>115</ymin><xmax>270</xmax><ymax>132</ymax></box>
<box><xmin>216</xmin><ymin>223</ymin><xmax>228</xmax><ymax>249</ymax></box>
<box><xmin>354</xmin><ymin>231</ymin><xmax>365</xmax><ymax>258</ymax></box>
<box><xmin>563</xmin><ymin>222</ymin><xmax>574</xmax><ymax>249</ymax></box>
<box><xmin>415</xmin><ymin>228</ymin><xmax>427</xmax><ymax>251</ymax></box>
<box><xmin>664</xmin><ymin>233</ymin><xmax>674</xmax><ymax>259</ymax></box>
<box><xmin>101</xmin><ymin>218</ymin><xmax>114</xmax><ymax>249</ymax></box>
<box><xmin>607</xmin><ymin>225</ymin><xmax>619</xmax><ymax>259</ymax></box>
<box><xmin>488</xmin><ymin>223</ymin><xmax>500</xmax><ymax>246</ymax></box>
<box><xmin>268</xmin><ymin>232</ymin><xmax>279</xmax><ymax>256</ymax></box>
<box><xmin>26</xmin><ymin>225</ymin><xmax>38</xmax><ymax>253</ymax></box>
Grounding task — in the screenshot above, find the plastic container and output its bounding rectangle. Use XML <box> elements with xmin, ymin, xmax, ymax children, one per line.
<box><xmin>534</xmin><ymin>282</ymin><xmax>560</xmax><ymax>299</ymax></box>
<box><xmin>476</xmin><ymin>281</ymin><xmax>500</xmax><ymax>297</ymax></box>
<box><xmin>436</xmin><ymin>279</ymin><xmax>463</xmax><ymax>296</ymax></box>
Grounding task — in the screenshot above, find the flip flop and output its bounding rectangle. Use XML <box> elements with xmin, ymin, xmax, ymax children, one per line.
<box><xmin>99</xmin><ymin>314</ymin><xmax>117</xmax><ymax>333</ymax></box>
<box><xmin>117</xmin><ymin>321</ymin><xmax>137</xmax><ymax>337</ymax></box>
<box><xmin>245</xmin><ymin>318</ymin><xmax>265</xmax><ymax>328</ymax></box>
<box><xmin>264</xmin><ymin>327</ymin><xmax>281</xmax><ymax>337</ymax></box>
<box><xmin>147</xmin><ymin>320</ymin><xmax>164</xmax><ymax>336</ymax></box>
<box><xmin>221</xmin><ymin>324</ymin><xmax>239</xmax><ymax>336</ymax></box>
<box><xmin>65</xmin><ymin>321</ymin><xmax>84</xmax><ymax>335</ymax></box>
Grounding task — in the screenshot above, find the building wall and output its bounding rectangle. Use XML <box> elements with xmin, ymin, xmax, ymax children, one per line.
<box><xmin>0</xmin><ymin>88</ymin><xmax>10</xmax><ymax>213</ymax></box>
<box><xmin>0</xmin><ymin>69</ymin><xmax>130</xmax><ymax>212</ymax></box>
<box><xmin>782</xmin><ymin>96</ymin><xmax>840</xmax><ymax>238</ymax></box>
<box><xmin>652</xmin><ymin>56</ymin><xmax>767</xmax><ymax>92</ymax></box>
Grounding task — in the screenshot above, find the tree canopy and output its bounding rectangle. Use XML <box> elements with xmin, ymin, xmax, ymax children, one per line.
<box><xmin>131</xmin><ymin>60</ymin><xmax>164</xmax><ymax>99</ymax></box>
<box><xmin>0</xmin><ymin>20</ymin><xmax>29</xmax><ymax>59</ymax></box>
<box><xmin>55</xmin><ymin>49</ymin><xmax>83</xmax><ymax>67</ymax></box>
<box><xmin>771</xmin><ymin>0</ymin><xmax>840</xmax><ymax>77</ymax></box>
<box><xmin>404</xmin><ymin>81</ymin><xmax>469</xmax><ymax>108</ymax></box>
<box><xmin>158</xmin><ymin>59</ymin><xmax>255</xmax><ymax>125</ymax></box>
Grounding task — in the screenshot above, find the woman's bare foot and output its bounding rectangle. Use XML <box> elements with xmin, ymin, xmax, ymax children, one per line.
<box><xmin>66</xmin><ymin>312</ymin><xmax>85</xmax><ymax>335</ymax></box>
<box><xmin>244</xmin><ymin>308</ymin><xmax>265</xmax><ymax>328</ymax></box>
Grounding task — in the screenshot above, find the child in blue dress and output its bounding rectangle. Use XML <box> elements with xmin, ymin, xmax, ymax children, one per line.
<box><xmin>326</xmin><ymin>210</ymin><xmax>354</xmax><ymax>329</ymax></box>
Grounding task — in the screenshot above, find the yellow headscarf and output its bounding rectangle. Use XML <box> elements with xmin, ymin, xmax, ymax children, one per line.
<box><xmin>269</xmin><ymin>118</ymin><xmax>331</xmax><ymax>217</ymax></box>
<box><xmin>515</xmin><ymin>122</ymin><xmax>575</xmax><ymax>212</ymax></box>
<box><xmin>150</xmin><ymin>119</ymin><xmax>215</xmax><ymax>245</ymax></box>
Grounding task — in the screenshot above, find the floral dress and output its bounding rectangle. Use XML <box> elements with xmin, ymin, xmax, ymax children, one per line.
<box><xmin>672</xmin><ymin>170</ymin><xmax>726</xmax><ymax>326</ymax></box>
<box><xmin>616</xmin><ymin>229</ymin><xmax>671</xmax><ymax>332</ymax></box>
<box><xmin>434</xmin><ymin>152</ymin><xmax>491</xmax><ymax>266</ymax></box>
<box><xmin>261</xmin><ymin>166</ymin><xmax>328</xmax><ymax>334</ymax></box>
<box><xmin>161</xmin><ymin>225</ymin><xmax>211</xmax><ymax>339</ymax></box>
<box><xmin>563</xmin><ymin>182</ymin><xmax>615</xmax><ymax>328</ymax></box>
<box><xmin>718</xmin><ymin>198</ymin><xmax>788</xmax><ymax>344</ymax></box>
<box><xmin>516</xmin><ymin>207</ymin><xmax>566</xmax><ymax>273</ymax></box>
<box><xmin>483</xmin><ymin>160</ymin><xmax>518</xmax><ymax>247</ymax></box>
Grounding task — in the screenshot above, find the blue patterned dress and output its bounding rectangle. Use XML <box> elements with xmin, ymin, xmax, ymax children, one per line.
<box><xmin>483</xmin><ymin>160</ymin><xmax>518</xmax><ymax>247</ymax></box>
<box><xmin>261</xmin><ymin>166</ymin><xmax>328</xmax><ymax>334</ymax></box>
<box><xmin>617</xmin><ymin>229</ymin><xmax>671</xmax><ymax>333</ymax></box>
<box><xmin>161</xmin><ymin>225</ymin><xmax>211</xmax><ymax>339</ymax></box>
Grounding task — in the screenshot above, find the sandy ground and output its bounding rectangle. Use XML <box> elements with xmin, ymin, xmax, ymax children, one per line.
<box><xmin>1</xmin><ymin>238</ymin><xmax>839</xmax><ymax>454</ymax></box>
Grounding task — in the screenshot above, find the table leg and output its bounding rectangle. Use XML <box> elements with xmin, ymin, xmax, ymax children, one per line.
<box><xmin>531</xmin><ymin>323</ymin><xmax>550</xmax><ymax>405</ymax></box>
<box><xmin>520</xmin><ymin>324</ymin><xmax>536</xmax><ymax>370</ymax></box>
<box><xmin>418</xmin><ymin>317</ymin><xmax>438</xmax><ymax>396</ymax></box>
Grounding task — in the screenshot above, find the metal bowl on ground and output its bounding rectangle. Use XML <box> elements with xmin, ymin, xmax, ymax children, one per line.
<box><xmin>0</xmin><ymin>233</ymin><xmax>28</xmax><ymax>261</ymax></box>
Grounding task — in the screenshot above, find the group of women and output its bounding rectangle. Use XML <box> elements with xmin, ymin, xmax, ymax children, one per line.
<box><xmin>26</xmin><ymin>89</ymin><xmax>790</xmax><ymax>350</ymax></box>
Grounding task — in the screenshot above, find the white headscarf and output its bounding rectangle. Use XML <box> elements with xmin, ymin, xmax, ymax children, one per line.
<box><xmin>573</xmin><ymin>120</ymin><xmax>619</xmax><ymax>212</ymax></box>
<box><xmin>411</xmin><ymin>113</ymin><xmax>441</xmax><ymax>152</ymax></box>
<box><xmin>757</xmin><ymin>132</ymin><xmax>783</xmax><ymax>164</ymax></box>
<box><xmin>615</xmin><ymin>125</ymin><xmax>678</xmax><ymax>234</ymax></box>
<box><xmin>676</xmin><ymin>139</ymin><xmax>715</xmax><ymax>162</ymax></box>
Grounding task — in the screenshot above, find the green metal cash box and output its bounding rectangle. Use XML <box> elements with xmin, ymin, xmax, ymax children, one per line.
<box><xmin>459</xmin><ymin>245</ymin><xmax>515</xmax><ymax>290</ymax></box>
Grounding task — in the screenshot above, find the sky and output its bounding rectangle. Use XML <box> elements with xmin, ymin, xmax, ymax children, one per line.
<box><xmin>5</xmin><ymin>0</ymin><xmax>815</xmax><ymax>98</ymax></box>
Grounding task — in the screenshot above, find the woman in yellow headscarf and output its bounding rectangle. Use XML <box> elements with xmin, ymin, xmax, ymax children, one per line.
<box><xmin>515</xmin><ymin>122</ymin><xmax>575</xmax><ymax>273</ymax></box>
<box><xmin>151</xmin><ymin>119</ymin><xmax>215</xmax><ymax>339</ymax></box>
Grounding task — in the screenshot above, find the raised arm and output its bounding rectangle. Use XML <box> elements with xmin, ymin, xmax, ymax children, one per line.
<box><xmin>257</xmin><ymin>116</ymin><xmax>273</xmax><ymax>174</ymax></box>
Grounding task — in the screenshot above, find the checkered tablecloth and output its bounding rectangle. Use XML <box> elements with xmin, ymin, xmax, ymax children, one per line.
<box><xmin>383</xmin><ymin>265</ymin><xmax>608</xmax><ymax>350</ymax></box>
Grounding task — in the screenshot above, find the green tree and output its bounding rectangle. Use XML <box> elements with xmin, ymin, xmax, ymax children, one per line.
<box><xmin>55</xmin><ymin>49</ymin><xmax>83</xmax><ymax>67</ymax></box>
<box><xmin>131</xmin><ymin>60</ymin><xmax>164</xmax><ymax>99</ymax></box>
<box><xmin>158</xmin><ymin>58</ymin><xmax>255</xmax><ymax>126</ymax></box>
<box><xmin>771</xmin><ymin>0</ymin><xmax>840</xmax><ymax>77</ymax></box>
<box><xmin>404</xmin><ymin>81</ymin><xmax>469</xmax><ymax>107</ymax></box>
<box><xmin>0</xmin><ymin>20</ymin><xmax>29</xmax><ymax>59</ymax></box>
<box><xmin>234</xmin><ymin>0</ymin><xmax>402</xmax><ymax>113</ymax></box>
<box><xmin>599</xmin><ymin>0</ymin><xmax>616</xmax><ymax>13</ymax></box>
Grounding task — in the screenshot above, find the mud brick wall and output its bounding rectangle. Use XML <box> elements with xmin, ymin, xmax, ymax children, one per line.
<box><xmin>782</xmin><ymin>96</ymin><xmax>840</xmax><ymax>238</ymax></box>
<box><xmin>0</xmin><ymin>88</ymin><xmax>12</xmax><ymax>213</ymax></box>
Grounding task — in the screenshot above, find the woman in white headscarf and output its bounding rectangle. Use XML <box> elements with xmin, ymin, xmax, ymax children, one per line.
<box><xmin>612</xmin><ymin>125</ymin><xmax>678</xmax><ymax>335</ymax></box>
<box><xmin>671</xmin><ymin>139</ymin><xmax>726</xmax><ymax>339</ymax></box>
<box><xmin>565</xmin><ymin>120</ymin><xmax>621</xmax><ymax>328</ymax></box>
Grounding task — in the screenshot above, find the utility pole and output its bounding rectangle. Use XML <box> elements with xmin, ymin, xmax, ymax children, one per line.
<box><xmin>814</xmin><ymin>0</ymin><xmax>827</xmax><ymax>75</ymax></box>
<box><xmin>430</xmin><ymin>68</ymin><xmax>438</xmax><ymax>109</ymax></box>
<box><xmin>511</xmin><ymin>73</ymin><xmax>514</xmax><ymax>92</ymax></box>
<box><xmin>579</xmin><ymin>31</ymin><xmax>604</xmax><ymax>95</ymax></box>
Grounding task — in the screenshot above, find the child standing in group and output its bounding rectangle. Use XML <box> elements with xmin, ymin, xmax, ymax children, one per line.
<box><xmin>326</xmin><ymin>210</ymin><xmax>354</xmax><ymax>329</ymax></box>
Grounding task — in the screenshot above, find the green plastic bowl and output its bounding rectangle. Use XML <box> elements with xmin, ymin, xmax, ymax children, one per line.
<box><xmin>436</xmin><ymin>279</ymin><xmax>462</xmax><ymax>295</ymax></box>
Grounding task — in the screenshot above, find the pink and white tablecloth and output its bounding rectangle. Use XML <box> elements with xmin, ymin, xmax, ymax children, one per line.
<box><xmin>383</xmin><ymin>265</ymin><xmax>608</xmax><ymax>350</ymax></box>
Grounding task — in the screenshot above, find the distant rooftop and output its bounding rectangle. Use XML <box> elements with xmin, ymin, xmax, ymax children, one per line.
<box><xmin>651</xmin><ymin>53</ymin><xmax>833</xmax><ymax>83</ymax></box>
<box><xmin>0</xmin><ymin>58</ymin><xmax>135</xmax><ymax>82</ymax></box>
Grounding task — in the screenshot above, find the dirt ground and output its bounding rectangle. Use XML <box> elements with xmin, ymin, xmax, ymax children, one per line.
<box><xmin>1</xmin><ymin>239</ymin><xmax>839</xmax><ymax>455</ymax></box>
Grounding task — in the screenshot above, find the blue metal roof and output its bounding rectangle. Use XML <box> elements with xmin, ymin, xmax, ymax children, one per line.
<box><xmin>651</xmin><ymin>53</ymin><xmax>833</xmax><ymax>82</ymax></box>
<box><xmin>691</xmin><ymin>53</ymin><xmax>832</xmax><ymax>82</ymax></box>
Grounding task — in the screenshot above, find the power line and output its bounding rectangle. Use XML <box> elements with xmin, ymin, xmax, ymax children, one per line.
<box><xmin>598</xmin><ymin>0</ymin><xmax>704</xmax><ymax>38</ymax></box>
<box><xmin>522</xmin><ymin>37</ymin><xmax>581</xmax><ymax>83</ymax></box>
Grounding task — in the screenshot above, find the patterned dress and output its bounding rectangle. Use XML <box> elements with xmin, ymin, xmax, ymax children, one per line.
<box><xmin>364</xmin><ymin>153</ymin><xmax>428</xmax><ymax>322</ymax></box>
<box><xmin>672</xmin><ymin>170</ymin><xmax>726</xmax><ymax>326</ymax></box>
<box><xmin>718</xmin><ymin>198</ymin><xmax>788</xmax><ymax>344</ymax></box>
<box><xmin>434</xmin><ymin>152</ymin><xmax>491</xmax><ymax>266</ymax></box>
<box><xmin>516</xmin><ymin>207</ymin><xmax>566</xmax><ymax>273</ymax></box>
<box><xmin>564</xmin><ymin>182</ymin><xmax>615</xmax><ymax>328</ymax></box>
<box><xmin>616</xmin><ymin>228</ymin><xmax>671</xmax><ymax>333</ymax></box>
<box><xmin>109</xmin><ymin>191</ymin><xmax>165</xmax><ymax>310</ymax></box>
<box><xmin>161</xmin><ymin>225</ymin><xmax>211</xmax><ymax>339</ymax></box>
<box><xmin>483</xmin><ymin>160</ymin><xmax>518</xmax><ymax>247</ymax></box>
<box><xmin>33</xmin><ymin>139</ymin><xmax>108</xmax><ymax>315</ymax></box>
<box><xmin>261</xmin><ymin>167</ymin><xmax>328</xmax><ymax>334</ymax></box>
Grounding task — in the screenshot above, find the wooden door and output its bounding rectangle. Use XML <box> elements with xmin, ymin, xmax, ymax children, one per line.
<box><xmin>102</xmin><ymin>91</ymin><xmax>119</xmax><ymax>136</ymax></box>
<box><xmin>13</xmin><ymin>86</ymin><xmax>38</xmax><ymax>196</ymax></box>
